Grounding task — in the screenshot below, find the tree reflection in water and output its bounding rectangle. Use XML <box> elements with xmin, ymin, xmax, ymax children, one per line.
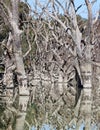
<box><xmin>31</xmin><ymin>124</ymin><xmax>56</xmax><ymax>130</ymax></box>
<box><xmin>31</xmin><ymin>123</ymin><xmax>98</xmax><ymax>130</ymax></box>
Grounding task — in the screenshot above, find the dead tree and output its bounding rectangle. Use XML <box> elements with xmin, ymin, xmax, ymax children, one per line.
<box><xmin>0</xmin><ymin>0</ymin><xmax>30</xmax><ymax>129</ymax></box>
<box><xmin>29</xmin><ymin>0</ymin><xmax>100</xmax><ymax>129</ymax></box>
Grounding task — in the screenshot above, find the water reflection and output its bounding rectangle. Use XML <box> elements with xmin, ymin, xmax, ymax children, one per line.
<box><xmin>0</xmin><ymin>100</ymin><xmax>99</xmax><ymax>130</ymax></box>
<box><xmin>31</xmin><ymin>123</ymin><xmax>99</xmax><ymax>130</ymax></box>
<box><xmin>0</xmin><ymin>79</ymin><xmax>99</xmax><ymax>130</ymax></box>
<box><xmin>31</xmin><ymin>124</ymin><xmax>56</xmax><ymax>130</ymax></box>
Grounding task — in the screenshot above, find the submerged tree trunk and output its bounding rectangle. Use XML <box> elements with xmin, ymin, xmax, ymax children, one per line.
<box><xmin>76</xmin><ymin>1</ymin><xmax>94</xmax><ymax>129</ymax></box>
<box><xmin>10</xmin><ymin>0</ymin><xmax>29</xmax><ymax>129</ymax></box>
<box><xmin>15</xmin><ymin>96</ymin><xmax>29</xmax><ymax>130</ymax></box>
<box><xmin>79</xmin><ymin>62</ymin><xmax>92</xmax><ymax>130</ymax></box>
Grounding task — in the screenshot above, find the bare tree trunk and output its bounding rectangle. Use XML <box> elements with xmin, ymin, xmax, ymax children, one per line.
<box><xmin>15</xmin><ymin>96</ymin><xmax>29</xmax><ymax>130</ymax></box>
<box><xmin>93</xmin><ymin>65</ymin><xmax>100</xmax><ymax>129</ymax></box>
<box><xmin>10</xmin><ymin>0</ymin><xmax>29</xmax><ymax>129</ymax></box>
<box><xmin>79</xmin><ymin>63</ymin><xmax>92</xmax><ymax>130</ymax></box>
<box><xmin>10</xmin><ymin>0</ymin><xmax>29</xmax><ymax>96</ymax></box>
<box><xmin>76</xmin><ymin>1</ymin><xmax>94</xmax><ymax>129</ymax></box>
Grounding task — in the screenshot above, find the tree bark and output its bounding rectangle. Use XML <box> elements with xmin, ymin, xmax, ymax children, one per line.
<box><xmin>10</xmin><ymin>0</ymin><xmax>29</xmax><ymax>129</ymax></box>
<box><xmin>77</xmin><ymin>62</ymin><xmax>92</xmax><ymax>130</ymax></box>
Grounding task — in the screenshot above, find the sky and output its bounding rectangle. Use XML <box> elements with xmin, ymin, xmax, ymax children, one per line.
<box><xmin>75</xmin><ymin>0</ymin><xmax>100</xmax><ymax>18</ymax></box>
<box><xmin>24</xmin><ymin>0</ymin><xmax>100</xmax><ymax>18</ymax></box>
